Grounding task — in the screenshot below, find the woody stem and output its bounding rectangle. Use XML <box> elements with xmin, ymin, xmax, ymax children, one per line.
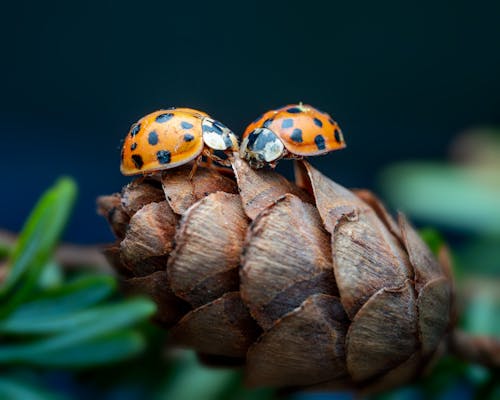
<box><xmin>449</xmin><ymin>329</ymin><xmax>500</xmax><ymax>369</ymax></box>
<box><xmin>0</xmin><ymin>229</ymin><xmax>112</xmax><ymax>273</ymax></box>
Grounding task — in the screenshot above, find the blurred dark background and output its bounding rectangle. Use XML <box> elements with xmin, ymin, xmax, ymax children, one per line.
<box><xmin>2</xmin><ymin>0</ymin><xmax>500</xmax><ymax>244</ymax></box>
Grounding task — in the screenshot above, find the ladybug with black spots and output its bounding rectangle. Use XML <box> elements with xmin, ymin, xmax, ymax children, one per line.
<box><xmin>120</xmin><ymin>108</ymin><xmax>238</xmax><ymax>176</ymax></box>
<box><xmin>240</xmin><ymin>103</ymin><xmax>346</xmax><ymax>168</ymax></box>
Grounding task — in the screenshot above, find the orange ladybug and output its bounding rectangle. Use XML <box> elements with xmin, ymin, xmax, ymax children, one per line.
<box><xmin>240</xmin><ymin>103</ymin><xmax>346</xmax><ymax>168</ymax></box>
<box><xmin>120</xmin><ymin>108</ymin><xmax>238</xmax><ymax>176</ymax></box>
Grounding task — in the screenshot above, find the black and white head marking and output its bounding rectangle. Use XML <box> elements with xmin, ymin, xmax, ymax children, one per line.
<box><xmin>201</xmin><ymin>117</ymin><xmax>238</xmax><ymax>151</ymax></box>
<box><xmin>240</xmin><ymin>128</ymin><xmax>285</xmax><ymax>168</ymax></box>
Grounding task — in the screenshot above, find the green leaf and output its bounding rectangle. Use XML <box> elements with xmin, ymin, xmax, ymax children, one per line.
<box><xmin>36</xmin><ymin>261</ymin><xmax>63</xmax><ymax>290</ymax></box>
<box><xmin>160</xmin><ymin>364</ymin><xmax>236</xmax><ymax>400</ymax></box>
<box><xmin>371</xmin><ymin>387</ymin><xmax>421</xmax><ymax>400</ymax></box>
<box><xmin>379</xmin><ymin>163</ymin><xmax>500</xmax><ymax>235</ymax></box>
<box><xmin>458</xmin><ymin>237</ymin><xmax>500</xmax><ymax>276</ymax></box>
<box><xmin>462</xmin><ymin>282</ymin><xmax>500</xmax><ymax>336</ymax></box>
<box><xmin>0</xmin><ymin>241</ymin><xmax>11</xmax><ymax>259</ymax></box>
<box><xmin>0</xmin><ymin>275</ymin><xmax>116</xmax><ymax>334</ymax></box>
<box><xmin>419</xmin><ymin>228</ymin><xmax>446</xmax><ymax>256</ymax></box>
<box><xmin>0</xmin><ymin>296</ymin><xmax>154</xmax><ymax>335</ymax></box>
<box><xmin>420</xmin><ymin>356</ymin><xmax>468</xmax><ymax>396</ymax></box>
<box><xmin>0</xmin><ymin>178</ymin><xmax>77</xmax><ymax>313</ymax></box>
<box><xmin>230</xmin><ymin>387</ymin><xmax>275</xmax><ymax>400</ymax></box>
<box><xmin>0</xmin><ymin>298</ymin><xmax>155</xmax><ymax>364</ymax></box>
<box><xmin>476</xmin><ymin>371</ymin><xmax>500</xmax><ymax>400</ymax></box>
<box><xmin>21</xmin><ymin>331</ymin><xmax>146</xmax><ymax>367</ymax></box>
<box><xmin>0</xmin><ymin>376</ymin><xmax>66</xmax><ymax>400</ymax></box>
<box><xmin>158</xmin><ymin>352</ymin><xmax>276</xmax><ymax>400</ymax></box>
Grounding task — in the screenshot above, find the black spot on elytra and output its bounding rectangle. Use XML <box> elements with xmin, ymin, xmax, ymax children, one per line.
<box><xmin>181</xmin><ymin>121</ymin><xmax>193</xmax><ymax>129</ymax></box>
<box><xmin>281</xmin><ymin>118</ymin><xmax>293</xmax><ymax>129</ymax></box>
<box><xmin>156</xmin><ymin>150</ymin><xmax>171</xmax><ymax>164</ymax></box>
<box><xmin>130</xmin><ymin>142</ymin><xmax>137</xmax><ymax>151</ymax></box>
<box><xmin>314</xmin><ymin>135</ymin><xmax>326</xmax><ymax>150</ymax></box>
<box><xmin>184</xmin><ymin>133</ymin><xmax>195</xmax><ymax>142</ymax></box>
<box><xmin>132</xmin><ymin>154</ymin><xmax>144</xmax><ymax>169</ymax></box>
<box><xmin>156</xmin><ymin>113</ymin><xmax>174</xmax><ymax>123</ymax></box>
<box><xmin>290</xmin><ymin>128</ymin><xmax>303</xmax><ymax>143</ymax></box>
<box><xmin>130</xmin><ymin>123</ymin><xmax>141</xmax><ymax>137</ymax></box>
<box><xmin>223</xmin><ymin>133</ymin><xmax>234</xmax><ymax>148</ymax></box>
<box><xmin>246</xmin><ymin>129</ymin><xmax>277</xmax><ymax>151</ymax></box>
<box><xmin>148</xmin><ymin>131</ymin><xmax>159</xmax><ymax>145</ymax></box>
<box><xmin>203</xmin><ymin>119</ymin><xmax>225</xmax><ymax>135</ymax></box>
<box><xmin>213</xmin><ymin>120</ymin><xmax>226</xmax><ymax>133</ymax></box>
<box><xmin>334</xmin><ymin>129</ymin><xmax>342</xmax><ymax>144</ymax></box>
<box><xmin>287</xmin><ymin>107</ymin><xmax>302</xmax><ymax>113</ymax></box>
<box><xmin>262</xmin><ymin>118</ymin><xmax>273</xmax><ymax>128</ymax></box>
<box><xmin>313</xmin><ymin>118</ymin><xmax>323</xmax><ymax>128</ymax></box>
<box><xmin>246</xmin><ymin>130</ymin><xmax>259</xmax><ymax>148</ymax></box>
<box><xmin>329</xmin><ymin>118</ymin><xmax>335</xmax><ymax>125</ymax></box>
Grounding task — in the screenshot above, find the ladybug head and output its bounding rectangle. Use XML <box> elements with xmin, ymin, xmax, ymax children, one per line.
<box><xmin>239</xmin><ymin>128</ymin><xmax>285</xmax><ymax>169</ymax></box>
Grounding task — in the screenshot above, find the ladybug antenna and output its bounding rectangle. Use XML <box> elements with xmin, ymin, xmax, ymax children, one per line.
<box><xmin>298</xmin><ymin>102</ymin><xmax>308</xmax><ymax>112</ymax></box>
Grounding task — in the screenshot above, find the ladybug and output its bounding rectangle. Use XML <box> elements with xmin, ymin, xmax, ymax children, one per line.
<box><xmin>240</xmin><ymin>103</ymin><xmax>346</xmax><ymax>168</ymax></box>
<box><xmin>120</xmin><ymin>108</ymin><xmax>238</xmax><ymax>176</ymax></box>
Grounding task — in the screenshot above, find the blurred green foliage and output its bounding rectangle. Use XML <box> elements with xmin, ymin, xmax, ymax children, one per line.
<box><xmin>0</xmin><ymin>179</ymin><xmax>156</xmax><ymax>399</ymax></box>
<box><xmin>380</xmin><ymin>163</ymin><xmax>500</xmax><ymax>235</ymax></box>
<box><xmin>2</xmin><ymin>128</ymin><xmax>500</xmax><ymax>400</ymax></box>
<box><xmin>0</xmin><ymin>178</ymin><xmax>274</xmax><ymax>400</ymax></box>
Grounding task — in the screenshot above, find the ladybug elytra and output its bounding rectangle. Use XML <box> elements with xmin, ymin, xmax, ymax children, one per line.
<box><xmin>120</xmin><ymin>108</ymin><xmax>238</xmax><ymax>176</ymax></box>
<box><xmin>240</xmin><ymin>103</ymin><xmax>346</xmax><ymax>168</ymax></box>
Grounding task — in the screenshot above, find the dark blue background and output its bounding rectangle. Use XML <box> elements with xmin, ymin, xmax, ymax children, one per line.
<box><xmin>2</xmin><ymin>1</ymin><xmax>500</xmax><ymax>243</ymax></box>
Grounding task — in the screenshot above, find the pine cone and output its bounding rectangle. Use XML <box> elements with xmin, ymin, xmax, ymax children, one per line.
<box><xmin>97</xmin><ymin>158</ymin><xmax>455</xmax><ymax>392</ymax></box>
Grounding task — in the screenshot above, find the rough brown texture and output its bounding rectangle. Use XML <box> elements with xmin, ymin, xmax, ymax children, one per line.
<box><xmin>167</xmin><ymin>192</ymin><xmax>248</xmax><ymax>307</ymax></box>
<box><xmin>97</xmin><ymin>193</ymin><xmax>130</xmax><ymax>239</ymax></box>
<box><xmin>121</xmin><ymin>271</ymin><xmax>191</xmax><ymax>326</ymax></box>
<box><xmin>241</xmin><ymin>194</ymin><xmax>336</xmax><ymax>330</ymax></box>
<box><xmin>246</xmin><ymin>294</ymin><xmax>349</xmax><ymax>387</ymax></box>
<box><xmin>170</xmin><ymin>291</ymin><xmax>260</xmax><ymax>358</ymax></box>
<box><xmin>161</xmin><ymin>164</ymin><xmax>238</xmax><ymax>215</ymax></box>
<box><xmin>121</xmin><ymin>180</ymin><xmax>166</xmax><ymax>216</ymax></box>
<box><xmin>98</xmin><ymin>161</ymin><xmax>458</xmax><ymax>393</ymax></box>
<box><xmin>232</xmin><ymin>156</ymin><xmax>313</xmax><ymax>220</ymax></box>
<box><xmin>120</xmin><ymin>201</ymin><xmax>178</xmax><ymax>276</ymax></box>
<box><xmin>345</xmin><ymin>281</ymin><xmax>418</xmax><ymax>381</ymax></box>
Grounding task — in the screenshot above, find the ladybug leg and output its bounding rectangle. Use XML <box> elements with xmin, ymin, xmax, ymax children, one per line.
<box><xmin>201</xmin><ymin>147</ymin><xmax>215</xmax><ymax>166</ymax></box>
<box><xmin>197</xmin><ymin>148</ymin><xmax>234</xmax><ymax>177</ymax></box>
<box><xmin>205</xmin><ymin>154</ymin><xmax>213</xmax><ymax>168</ymax></box>
<box><xmin>216</xmin><ymin>150</ymin><xmax>233</xmax><ymax>167</ymax></box>
<box><xmin>188</xmin><ymin>156</ymin><xmax>203</xmax><ymax>180</ymax></box>
<box><xmin>203</xmin><ymin>147</ymin><xmax>228</xmax><ymax>168</ymax></box>
<box><xmin>284</xmin><ymin>150</ymin><xmax>303</xmax><ymax>161</ymax></box>
<box><xmin>204</xmin><ymin>147</ymin><xmax>232</xmax><ymax>167</ymax></box>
